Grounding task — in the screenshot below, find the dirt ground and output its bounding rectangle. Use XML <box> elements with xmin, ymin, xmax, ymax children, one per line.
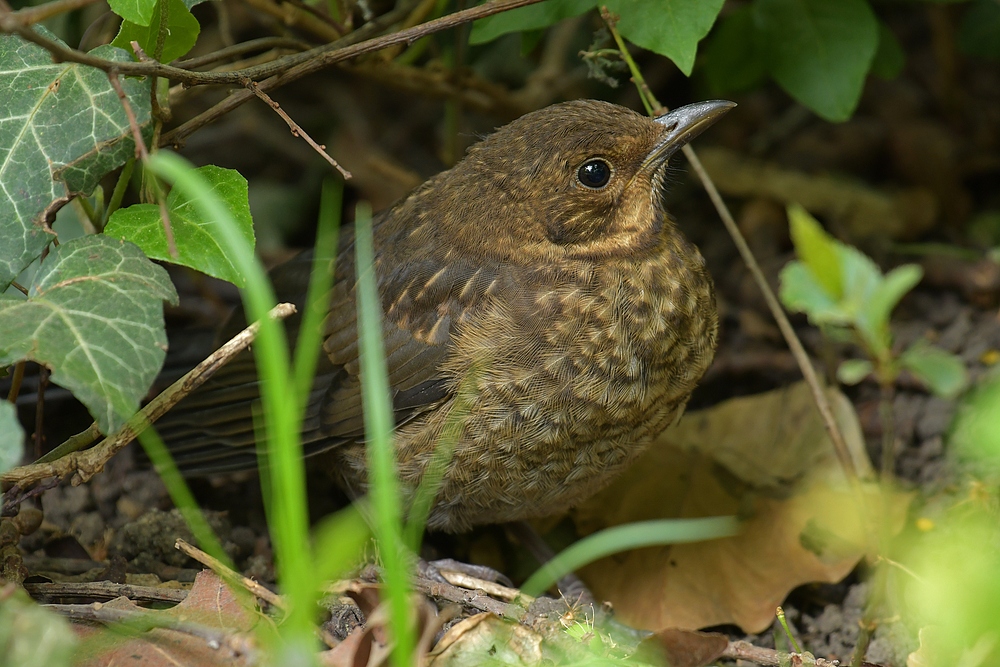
<box><xmin>6</xmin><ymin>3</ymin><xmax>1000</xmax><ymax>665</ymax></box>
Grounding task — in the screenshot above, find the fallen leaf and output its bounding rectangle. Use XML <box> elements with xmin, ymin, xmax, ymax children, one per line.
<box><xmin>73</xmin><ymin>570</ymin><xmax>265</xmax><ymax>667</ymax></box>
<box><xmin>427</xmin><ymin>613</ymin><xmax>543</xmax><ymax>666</ymax></box>
<box><xmin>572</xmin><ymin>382</ymin><xmax>911</xmax><ymax>632</ymax></box>
<box><xmin>642</xmin><ymin>629</ymin><xmax>728</xmax><ymax>667</ymax></box>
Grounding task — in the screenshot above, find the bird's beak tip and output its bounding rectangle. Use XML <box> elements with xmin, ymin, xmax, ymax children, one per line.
<box><xmin>648</xmin><ymin>100</ymin><xmax>736</xmax><ymax>163</ymax></box>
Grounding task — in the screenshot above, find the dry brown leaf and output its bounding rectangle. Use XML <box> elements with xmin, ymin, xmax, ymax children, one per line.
<box><xmin>427</xmin><ymin>612</ymin><xmax>544</xmax><ymax>666</ymax></box>
<box><xmin>642</xmin><ymin>629</ymin><xmax>729</xmax><ymax>667</ymax></box>
<box><xmin>73</xmin><ymin>570</ymin><xmax>263</xmax><ymax>667</ymax></box>
<box><xmin>572</xmin><ymin>382</ymin><xmax>911</xmax><ymax>633</ymax></box>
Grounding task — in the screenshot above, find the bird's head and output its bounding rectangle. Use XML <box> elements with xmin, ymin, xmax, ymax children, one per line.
<box><xmin>431</xmin><ymin>99</ymin><xmax>734</xmax><ymax>264</ymax></box>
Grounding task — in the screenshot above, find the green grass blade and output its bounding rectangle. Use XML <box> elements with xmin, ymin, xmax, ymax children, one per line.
<box><xmin>354</xmin><ymin>201</ymin><xmax>415</xmax><ymax>666</ymax></box>
<box><xmin>148</xmin><ymin>153</ymin><xmax>313</xmax><ymax>645</ymax></box>
<box><xmin>293</xmin><ymin>178</ymin><xmax>342</xmax><ymax>412</ymax></box>
<box><xmin>520</xmin><ymin>517</ymin><xmax>740</xmax><ymax>598</ymax></box>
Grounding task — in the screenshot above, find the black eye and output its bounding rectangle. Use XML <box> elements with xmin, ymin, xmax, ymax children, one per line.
<box><xmin>577</xmin><ymin>159</ymin><xmax>612</xmax><ymax>189</ymax></box>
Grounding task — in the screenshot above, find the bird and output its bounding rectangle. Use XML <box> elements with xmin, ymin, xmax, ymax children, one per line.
<box><xmin>156</xmin><ymin>99</ymin><xmax>733</xmax><ymax>533</ymax></box>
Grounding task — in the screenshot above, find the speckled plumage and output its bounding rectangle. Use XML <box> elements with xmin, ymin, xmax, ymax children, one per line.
<box><xmin>158</xmin><ymin>99</ymin><xmax>730</xmax><ymax>532</ymax></box>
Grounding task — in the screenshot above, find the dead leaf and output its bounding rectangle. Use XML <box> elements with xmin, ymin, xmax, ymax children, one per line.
<box><xmin>427</xmin><ymin>613</ymin><xmax>543</xmax><ymax>666</ymax></box>
<box><xmin>641</xmin><ymin>629</ymin><xmax>728</xmax><ymax>667</ymax></box>
<box><xmin>572</xmin><ymin>382</ymin><xmax>911</xmax><ymax>632</ymax></box>
<box><xmin>73</xmin><ymin>570</ymin><xmax>265</xmax><ymax>667</ymax></box>
<box><xmin>319</xmin><ymin>627</ymin><xmax>374</xmax><ymax>667</ymax></box>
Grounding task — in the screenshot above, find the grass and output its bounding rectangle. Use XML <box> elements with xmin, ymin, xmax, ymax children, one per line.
<box><xmin>146</xmin><ymin>154</ymin><xmax>379</xmax><ymax>661</ymax></box>
<box><xmin>141</xmin><ymin>152</ymin><xmax>740</xmax><ymax>665</ymax></box>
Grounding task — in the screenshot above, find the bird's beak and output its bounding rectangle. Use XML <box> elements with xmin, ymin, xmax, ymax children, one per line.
<box><xmin>644</xmin><ymin>100</ymin><xmax>736</xmax><ymax>168</ymax></box>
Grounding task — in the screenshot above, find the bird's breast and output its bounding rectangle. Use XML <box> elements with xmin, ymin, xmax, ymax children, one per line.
<box><xmin>400</xmin><ymin>238</ymin><xmax>718</xmax><ymax>530</ymax></box>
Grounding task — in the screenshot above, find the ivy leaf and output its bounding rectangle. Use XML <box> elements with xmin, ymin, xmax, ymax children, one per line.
<box><xmin>0</xmin><ymin>29</ymin><xmax>151</xmax><ymax>288</ymax></box>
<box><xmin>701</xmin><ymin>4</ymin><xmax>767</xmax><ymax>95</ymax></box>
<box><xmin>469</xmin><ymin>0</ymin><xmax>597</xmax><ymax>44</ymax></box>
<box><xmin>958</xmin><ymin>0</ymin><xmax>1000</xmax><ymax>60</ymax></box>
<box><xmin>606</xmin><ymin>0</ymin><xmax>725</xmax><ymax>76</ymax></box>
<box><xmin>105</xmin><ymin>166</ymin><xmax>254</xmax><ymax>287</ymax></box>
<box><xmin>899</xmin><ymin>342</ymin><xmax>969</xmax><ymax>399</ymax></box>
<box><xmin>107</xmin><ymin>0</ymin><xmax>158</xmax><ymax>26</ymax></box>
<box><xmin>112</xmin><ymin>0</ymin><xmax>201</xmax><ymax>63</ymax></box>
<box><xmin>0</xmin><ymin>402</ymin><xmax>24</xmax><ymax>473</ymax></box>
<box><xmin>753</xmin><ymin>0</ymin><xmax>878</xmax><ymax>121</ymax></box>
<box><xmin>0</xmin><ymin>236</ymin><xmax>178</xmax><ymax>433</ymax></box>
<box><xmin>871</xmin><ymin>21</ymin><xmax>905</xmax><ymax>80</ymax></box>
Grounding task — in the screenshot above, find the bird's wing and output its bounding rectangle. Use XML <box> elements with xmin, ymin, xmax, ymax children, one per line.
<box><xmin>157</xmin><ymin>223</ymin><xmax>464</xmax><ymax>475</ymax></box>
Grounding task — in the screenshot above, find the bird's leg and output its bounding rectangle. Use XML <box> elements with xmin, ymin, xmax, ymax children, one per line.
<box><xmin>506</xmin><ymin>521</ymin><xmax>595</xmax><ymax>604</ymax></box>
<box><xmin>420</xmin><ymin>557</ymin><xmax>514</xmax><ymax>587</ymax></box>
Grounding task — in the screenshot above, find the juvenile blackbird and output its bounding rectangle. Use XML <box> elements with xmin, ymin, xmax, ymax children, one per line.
<box><xmin>158</xmin><ymin>99</ymin><xmax>733</xmax><ymax>532</ymax></box>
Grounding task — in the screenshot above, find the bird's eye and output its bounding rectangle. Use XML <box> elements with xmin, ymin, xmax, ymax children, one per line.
<box><xmin>576</xmin><ymin>159</ymin><xmax>612</xmax><ymax>189</ymax></box>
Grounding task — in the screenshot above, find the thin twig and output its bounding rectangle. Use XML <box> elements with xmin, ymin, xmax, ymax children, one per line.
<box><xmin>878</xmin><ymin>382</ymin><xmax>896</xmax><ymax>478</ymax></box>
<box><xmin>241</xmin><ymin>78</ymin><xmax>351</xmax><ymax>179</ymax></box>
<box><xmin>175</xmin><ymin>36</ymin><xmax>311</xmax><ymax>69</ymax></box>
<box><xmin>25</xmin><ymin>581</ymin><xmax>189</xmax><ymax>604</ymax></box>
<box><xmin>108</xmin><ymin>69</ymin><xmax>149</xmax><ymax>162</ymax></box>
<box><xmin>175</xmin><ymin>538</ymin><xmax>286</xmax><ymax>610</ymax></box>
<box><xmin>239</xmin><ymin>0</ymin><xmax>343</xmax><ymax>42</ymax></box>
<box><xmin>4</xmin><ymin>0</ymin><xmax>547</xmax><ymax>87</ymax></box>
<box><xmin>6</xmin><ymin>361</ymin><xmax>26</xmax><ymax>403</ymax></box>
<box><xmin>437</xmin><ymin>570</ymin><xmax>526</xmax><ymax>603</ymax></box>
<box><xmin>599</xmin><ymin>6</ymin><xmax>858</xmax><ymax>484</ymax></box>
<box><xmin>164</xmin><ymin>0</ymin><xmax>551</xmax><ymax>145</ymax></box>
<box><xmin>108</xmin><ymin>68</ymin><xmax>177</xmax><ymax>258</ymax></box>
<box><xmin>0</xmin><ymin>303</ymin><xmax>296</xmax><ymax>489</ymax></box>
<box><xmin>33</xmin><ymin>367</ymin><xmax>48</xmax><ymax>460</ymax></box>
<box><xmin>49</xmin><ymin>603</ymin><xmax>256</xmax><ymax>657</ymax></box>
<box><xmin>722</xmin><ymin>640</ymin><xmax>883</xmax><ymax>666</ymax></box>
<box><xmin>0</xmin><ymin>0</ymin><xmax>98</xmax><ymax>28</ymax></box>
<box><xmin>34</xmin><ymin>422</ymin><xmax>102</xmax><ymax>464</ymax></box>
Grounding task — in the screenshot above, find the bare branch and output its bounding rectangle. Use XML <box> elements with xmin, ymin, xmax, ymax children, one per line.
<box><xmin>242</xmin><ymin>78</ymin><xmax>352</xmax><ymax>179</ymax></box>
<box><xmin>1</xmin><ymin>303</ymin><xmax>297</xmax><ymax>489</ymax></box>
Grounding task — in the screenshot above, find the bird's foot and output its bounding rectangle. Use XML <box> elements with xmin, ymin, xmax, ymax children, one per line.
<box><xmin>418</xmin><ymin>557</ymin><xmax>514</xmax><ymax>588</ymax></box>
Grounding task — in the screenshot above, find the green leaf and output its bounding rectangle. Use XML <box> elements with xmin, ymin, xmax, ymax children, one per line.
<box><xmin>0</xmin><ymin>30</ymin><xmax>152</xmax><ymax>288</ymax></box>
<box><xmin>860</xmin><ymin>264</ymin><xmax>922</xmax><ymax>344</ymax></box>
<box><xmin>606</xmin><ymin>0</ymin><xmax>726</xmax><ymax>76</ymax></box>
<box><xmin>837</xmin><ymin>244</ymin><xmax>890</xmax><ymax>351</ymax></box>
<box><xmin>900</xmin><ymin>342</ymin><xmax>969</xmax><ymax>399</ymax></box>
<box><xmin>112</xmin><ymin>0</ymin><xmax>201</xmax><ymax>63</ymax></box>
<box><xmin>0</xmin><ymin>588</ymin><xmax>77</xmax><ymax>667</ymax></box>
<box><xmin>469</xmin><ymin>0</ymin><xmax>597</xmax><ymax>44</ymax></box>
<box><xmin>951</xmin><ymin>372</ymin><xmax>1000</xmax><ymax>465</ymax></box>
<box><xmin>701</xmin><ymin>4</ymin><xmax>767</xmax><ymax>94</ymax></box>
<box><xmin>105</xmin><ymin>166</ymin><xmax>254</xmax><ymax>286</ymax></box>
<box><xmin>958</xmin><ymin>0</ymin><xmax>1000</xmax><ymax>60</ymax></box>
<box><xmin>778</xmin><ymin>261</ymin><xmax>847</xmax><ymax>323</ymax></box>
<box><xmin>0</xmin><ymin>236</ymin><xmax>178</xmax><ymax>433</ymax></box>
<box><xmin>837</xmin><ymin>359</ymin><xmax>873</xmax><ymax>386</ymax></box>
<box><xmin>753</xmin><ymin>0</ymin><xmax>879</xmax><ymax>122</ymax></box>
<box><xmin>871</xmin><ymin>21</ymin><xmax>905</xmax><ymax>79</ymax></box>
<box><xmin>108</xmin><ymin>0</ymin><xmax>158</xmax><ymax>26</ymax></box>
<box><xmin>0</xmin><ymin>401</ymin><xmax>24</xmax><ymax>473</ymax></box>
<box><xmin>787</xmin><ymin>203</ymin><xmax>843</xmax><ymax>300</ymax></box>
